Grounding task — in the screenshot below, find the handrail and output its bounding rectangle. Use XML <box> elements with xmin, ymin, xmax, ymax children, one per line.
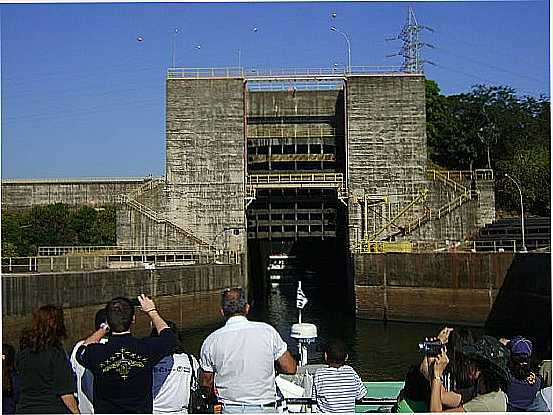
<box><xmin>167</xmin><ymin>66</ymin><xmax>404</xmax><ymax>79</ymax></box>
<box><xmin>428</xmin><ymin>170</ymin><xmax>470</xmax><ymax>195</ymax></box>
<box><xmin>1</xmin><ymin>250</ymin><xmax>240</xmax><ymax>273</ymax></box>
<box><xmin>127</xmin><ymin>178</ymin><xmax>165</xmax><ymax>199</ymax></box>
<box><xmin>285</xmin><ymin>397</ymin><xmax>397</xmax><ymax>406</ymax></box>
<box><xmin>428</xmin><ymin>169</ymin><xmax>494</xmax><ymax>184</ymax></box>
<box><xmin>248</xmin><ymin>173</ymin><xmax>343</xmax><ymax>184</ymax></box>
<box><xmin>118</xmin><ymin>195</ymin><xmax>216</xmax><ymax>250</ymax></box>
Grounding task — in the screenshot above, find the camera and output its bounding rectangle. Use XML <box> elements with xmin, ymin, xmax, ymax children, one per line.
<box><xmin>418</xmin><ymin>340</ymin><xmax>443</xmax><ymax>356</ymax></box>
<box><xmin>129</xmin><ymin>298</ymin><xmax>140</xmax><ymax>307</ymax></box>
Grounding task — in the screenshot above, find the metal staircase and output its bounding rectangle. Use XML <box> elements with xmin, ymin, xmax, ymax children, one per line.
<box><xmin>395</xmin><ymin>169</ymin><xmax>477</xmax><ymax>237</ymax></box>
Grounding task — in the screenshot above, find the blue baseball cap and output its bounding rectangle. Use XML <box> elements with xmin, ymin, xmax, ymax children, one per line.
<box><xmin>509</xmin><ymin>336</ymin><xmax>533</xmax><ymax>356</ymax></box>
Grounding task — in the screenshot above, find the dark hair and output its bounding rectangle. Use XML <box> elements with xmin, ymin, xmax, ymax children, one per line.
<box><xmin>324</xmin><ymin>339</ymin><xmax>348</xmax><ymax>365</ymax></box>
<box><xmin>19</xmin><ymin>305</ymin><xmax>67</xmax><ymax>351</ymax></box>
<box><xmin>221</xmin><ymin>288</ymin><xmax>247</xmax><ymax>317</ymax></box>
<box><xmin>2</xmin><ymin>344</ymin><xmax>16</xmax><ymax>396</ymax></box>
<box><xmin>401</xmin><ymin>364</ymin><xmax>431</xmax><ymax>405</ymax></box>
<box><xmin>477</xmin><ymin>364</ymin><xmax>508</xmax><ymax>393</ymax></box>
<box><xmin>510</xmin><ymin>354</ymin><xmax>532</xmax><ymax>382</ymax></box>
<box><xmin>106</xmin><ymin>297</ymin><xmax>134</xmax><ymax>333</ymax></box>
<box><xmin>94</xmin><ymin>307</ymin><xmax>108</xmax><ymax>330</ymax></box>
<box><xmin>151</xmin><ymin>320</ymin><xmax>185</xmax><ymax>355</ymax></box>
<box><xmin>446</xmin><ymin>328</ymin><xmax>478</xmax><ymax>391</ymax></box>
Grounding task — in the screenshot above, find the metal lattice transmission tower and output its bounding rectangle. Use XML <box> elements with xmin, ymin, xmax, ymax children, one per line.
<box><xmin>387</xmin><ymin>6</ymin><xmax>434</xmax><ymax>73</ymax></box>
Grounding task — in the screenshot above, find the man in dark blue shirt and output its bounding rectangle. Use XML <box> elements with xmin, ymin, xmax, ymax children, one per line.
<box><xmin>76</xmin><ymin>295</ymin><xmax>176</xmax><ymax>413</ymax></box>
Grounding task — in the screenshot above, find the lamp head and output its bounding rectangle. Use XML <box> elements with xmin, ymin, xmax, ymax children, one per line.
<box><xmin>330</xmin><ymin>26</ymin><xmax>337</xmax><ymax>31</ymax></box>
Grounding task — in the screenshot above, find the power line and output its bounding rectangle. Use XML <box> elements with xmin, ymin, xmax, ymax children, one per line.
<box><xmin>430</xmin><ymin>44</ymin><xmax>545</xmax><ymax>85</ymax></box>
<box><xmin>430</xmin><ymin>63</ymin><xmax>542</xmax><ymax>97</ymax></box>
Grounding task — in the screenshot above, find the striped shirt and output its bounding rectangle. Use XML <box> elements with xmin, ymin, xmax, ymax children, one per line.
<box><xmin>311</xmin><ymin>365</ymin><xmax>367</xmax><ymax>413</ymax></box>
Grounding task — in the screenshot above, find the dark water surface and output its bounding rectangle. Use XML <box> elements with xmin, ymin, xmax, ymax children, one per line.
<box><xmin>180</xmin><ymin>283</ymin><xmax>449</xmax><ymax>381</ymax></box>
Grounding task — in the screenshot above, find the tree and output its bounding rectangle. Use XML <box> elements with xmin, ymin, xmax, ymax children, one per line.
<box><xmin>426</xmin><ymin>81</ymin><xmax>550</xmax><ymax>217</ymax></box>
<box><xmin>1</xmin><ymin>204</ymin><xmax>117</xmax><ymax>257</ymax></box>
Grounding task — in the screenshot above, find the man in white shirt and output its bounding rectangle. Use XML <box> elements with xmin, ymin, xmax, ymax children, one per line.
<box><xmin>69</xmin><ymin>308</ymin><xmax>108</xmax><ymax>414</ymax></box>
<box><xmin>200</xmin><ymin>287</ymin><xmax>297</xmax><ymax>413</ymax></box>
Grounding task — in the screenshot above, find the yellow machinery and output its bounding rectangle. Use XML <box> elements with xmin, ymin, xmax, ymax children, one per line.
<box><xmin>358</xmin><ymin>240</ymin><xmax>412</xmax><ymax>254</ymax></box>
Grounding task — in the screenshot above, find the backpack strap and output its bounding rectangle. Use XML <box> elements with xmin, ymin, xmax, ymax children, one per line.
<box><xmin>187</xmin><ymin>354</ymin><xmax>197</xmax><ymax>389</ymax></box>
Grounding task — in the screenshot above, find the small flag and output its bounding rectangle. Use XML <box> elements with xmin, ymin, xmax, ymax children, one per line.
<box><xmin>297</xmin><ymin>285</ymin><xmax>308</xmax><ymax>309</ymax></box>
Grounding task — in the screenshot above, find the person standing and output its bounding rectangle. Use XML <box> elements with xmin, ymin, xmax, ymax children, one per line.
<box><xmin>200</xmin><ymin>287</ymin><xmax>297</xmax><ymax>413</ymax></box>
<box><xmin>311</xmin><ymin>339</ymin><xmax>367</xmax><ymax>413</ymax></box>
<box><xmin>15</xmin><ymin>305</ymin><xmax>79</xmax><ymax>414</ymax></box>
<box><xmin>69</xmin><ymin>308</ymin><xmax>108</xmax><ymax>414</ymax></box>
<box><xmin>76</xmin><ymin>295</ymin><xmax>175</xmax><ymax>413</ymax></box>
<box><xmin>504</xmin><ymin>336</ymin><xmax>543</xmax><ymax>411</ymax></box>
<box><xmin>429</xmin><ymin>335</ymin><xmax>511</xmax><ymax>412</ymax></box>
<box><xmin>151</xmin><ymin>321</ymin><xmax>200</xmax><ymax>414</ymax></box>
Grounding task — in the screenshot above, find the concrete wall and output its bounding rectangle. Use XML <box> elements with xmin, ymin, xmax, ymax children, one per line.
<box><xmin>1</xmin><ymin>178</ymin><xmax>154</xmax><ymax>210</ymax></box>
<box><xmin>354</xmin><ymin>252</ymin><xmax>550</xmax><ymax>329</ymax></box>
<box><xmin>346</xmin><ymin>75</ymin><xmax>427</xmax><ymax>246</ymax></box>
<box><xmin>166</xmin><ymin>78</ymin><xmax>247</xmax><ymax>252</ymax></box>
<box><xmin>2</xmin><ymin>261</ymin><xmax>246</xmax><ymax>347</ymax></box>
<box><xmin>410</xmin><ymin>178</ymin><xmax>495</xmax><ymax>241</ymax></box>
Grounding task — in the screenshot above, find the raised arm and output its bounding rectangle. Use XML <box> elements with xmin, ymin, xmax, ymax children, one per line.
<box><xmin>276</xmin><ymin>351</ymin><xmax>297</xmax><ymax>375</ymax></box>
<box><xmin>138</xmin><ymin>294</ymin><xmax>169</xmax><ymax>333</ymax></box>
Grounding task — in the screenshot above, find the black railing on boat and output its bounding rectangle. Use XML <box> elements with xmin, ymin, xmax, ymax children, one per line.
<box><xmin>285</xmin><ymin>397</ymin><xmax>398</xmax><ymax>406</ymax></box>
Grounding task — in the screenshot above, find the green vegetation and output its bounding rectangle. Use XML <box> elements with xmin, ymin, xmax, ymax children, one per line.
<box><xmin>426</xmin><ymin>80</ymin><xmax>550</xmax><ymax>217</ymax></box>
<box><xmin>1</xmin><ymin>204</ymin><xmax>116</xmax><ymax>257</ymax></box>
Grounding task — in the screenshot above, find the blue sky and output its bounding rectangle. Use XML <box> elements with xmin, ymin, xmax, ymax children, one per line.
<box><xmin>1</xmin><ymin>1</ymin><xmax>550</xmax><ymax>178</ymax></box>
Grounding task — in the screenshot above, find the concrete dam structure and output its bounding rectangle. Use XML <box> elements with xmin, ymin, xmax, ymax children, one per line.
<box><xmin>116</xmin><ymin>68</ymin><xmax>495</xmax><ymax>290</ymax></box>
<box><xmin>2</xmin><ymin>67</ymin><xmax>502</xmax><ymax>323</ymax></box>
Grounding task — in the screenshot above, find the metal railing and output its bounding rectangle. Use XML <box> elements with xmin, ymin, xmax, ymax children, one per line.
<box><xmin>247</xmin><ymin>81</ymin><xmax>344</xmax><ymax>91</ymax></box>
<box><xmin>1</xmin><ymin>176</ymin><xmax>161</xmax><ymax>184</ymax></box>
<box><xmin>117</xmin><ymin>195</ymin><xmax>215</xmax><ymax>250</ymax></box>
<box><xmin>427</xmin><ymin>169</ymin><xmax>494</xmax><ymax>184</ymax></box>
<box><xmin>428</xmin><ymin>170</ymin><xmax>470</xmax><ymax>196</ymax></box>
<box><xmin>2</xmin><ymin>250</ymin><xmax>240</xmax><ymax>274</ymax></box>
<box><xmin>127</xmin><ymin>178</ymin><xmax>165</xmax><ymax>200</ymax></box>
<box><xmin>167</xmin><ymin>65</ymin><xmax>404</xmax><ymax>79</ymax></box>
<box><xmin>38</xmin><ymin>246</ymin><xmax>119</xmax><ymax>256</ymax></box>
<box><xmin>357</xmin><ymin>240</ymin><xmax>412</xmax><ymax>254</ymax></box>
<box><xmin>248</xmin><ymin>173</ymin><xmax>343</xmax><ymax>187</ymax></box>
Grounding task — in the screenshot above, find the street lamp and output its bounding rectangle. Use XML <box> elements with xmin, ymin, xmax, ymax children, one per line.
<box><xmin>330</xmin><ymin>27</ymin><xmax>351</xmax><ymax>74</ymax></box>
<box><xmin>505</xmin><ymin>173</ymin><xmax>527</xmax><ymax>253</ymax></box>
<box><xmin>171</xmin><ymin>28</ymin><xmax>179</xmax><ymax>68</ymax></box>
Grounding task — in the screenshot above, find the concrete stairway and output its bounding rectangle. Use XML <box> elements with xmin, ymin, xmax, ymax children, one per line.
<box><xmin>118</xmin><ymin>180</ymin><xmax>216</xmax><ymax>251</ymax></box>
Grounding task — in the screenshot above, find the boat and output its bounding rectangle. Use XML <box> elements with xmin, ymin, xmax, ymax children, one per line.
<box><xmin>276</xmin><ymin>282</ymin><xmax>403</xmax><ymax>412</ymax></box>
<box><xmin>267</xmin><ymin>254</ymin><xmax>298</xmax><ymax>284</ymax></box>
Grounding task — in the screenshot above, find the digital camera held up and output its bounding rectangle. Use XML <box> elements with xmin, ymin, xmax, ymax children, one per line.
<box><xmin>418</xmin><ymin>340</ymin><xmax>443</xmax><ymax>356</ymax></box>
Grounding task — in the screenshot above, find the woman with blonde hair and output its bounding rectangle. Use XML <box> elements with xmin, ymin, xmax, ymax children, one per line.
<box><xmin>15</xmin><ymin>305</ymin><xmax>79</xmax><ymax>413</ymax></box>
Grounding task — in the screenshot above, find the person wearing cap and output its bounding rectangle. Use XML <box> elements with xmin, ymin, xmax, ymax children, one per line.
<box><xmin>199</xmin><ymin>287</ymin><xmax>297</xmax><ymax>413</ymax></box>
<box><xmin>504</xmin><ymin>336</ymin><xmax>543</xmax><ymax>411</ymax></box>
<box><xmin>429</xmin><ymin>335</ymin><xmax>511</xmax><ymax>412</ymax></box>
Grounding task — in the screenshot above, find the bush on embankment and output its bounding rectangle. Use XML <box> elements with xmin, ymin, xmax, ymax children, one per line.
<box><xmin>1</xmin><ymin>203</ymin><xmax>116</xmax><ymax>257</ymax></box>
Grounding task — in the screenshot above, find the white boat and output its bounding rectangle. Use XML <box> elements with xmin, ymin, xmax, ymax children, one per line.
<box><xmin>275</xmin><ymin>282</ymin><xmax>403</xmax><ymax>412</ymax></box>
<box><xmin>268</xmin><ymin>254</ymin><xmax>298</xmax><ymax>284</ymax></box>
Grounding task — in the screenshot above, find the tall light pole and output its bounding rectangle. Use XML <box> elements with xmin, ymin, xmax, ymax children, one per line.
<box><xmin>330</xmin><ymin>27</ymin><xmax>351</xmax><ymax>73</ymax></box>
<box><xmin>505</xmin><ymin>173</ymin><xmax>527</xmax><ymax>253</ymax></box>
<box><xmin>171</xmin><ymin>28</ymin><xmax>179</xmax><ymax>68</ymax></box>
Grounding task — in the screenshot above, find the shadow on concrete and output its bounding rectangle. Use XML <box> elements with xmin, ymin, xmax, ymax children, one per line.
<box><xmin>485</xmin><ymin>253</ymin><xmax>551</xmax><ymax>362</ymax></box>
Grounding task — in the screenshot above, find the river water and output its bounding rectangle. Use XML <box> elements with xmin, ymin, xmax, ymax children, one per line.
<box><xmin>180</xmin><ymin>283</ymin><xmax>448</xmax><ymax>381</ymax></box>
